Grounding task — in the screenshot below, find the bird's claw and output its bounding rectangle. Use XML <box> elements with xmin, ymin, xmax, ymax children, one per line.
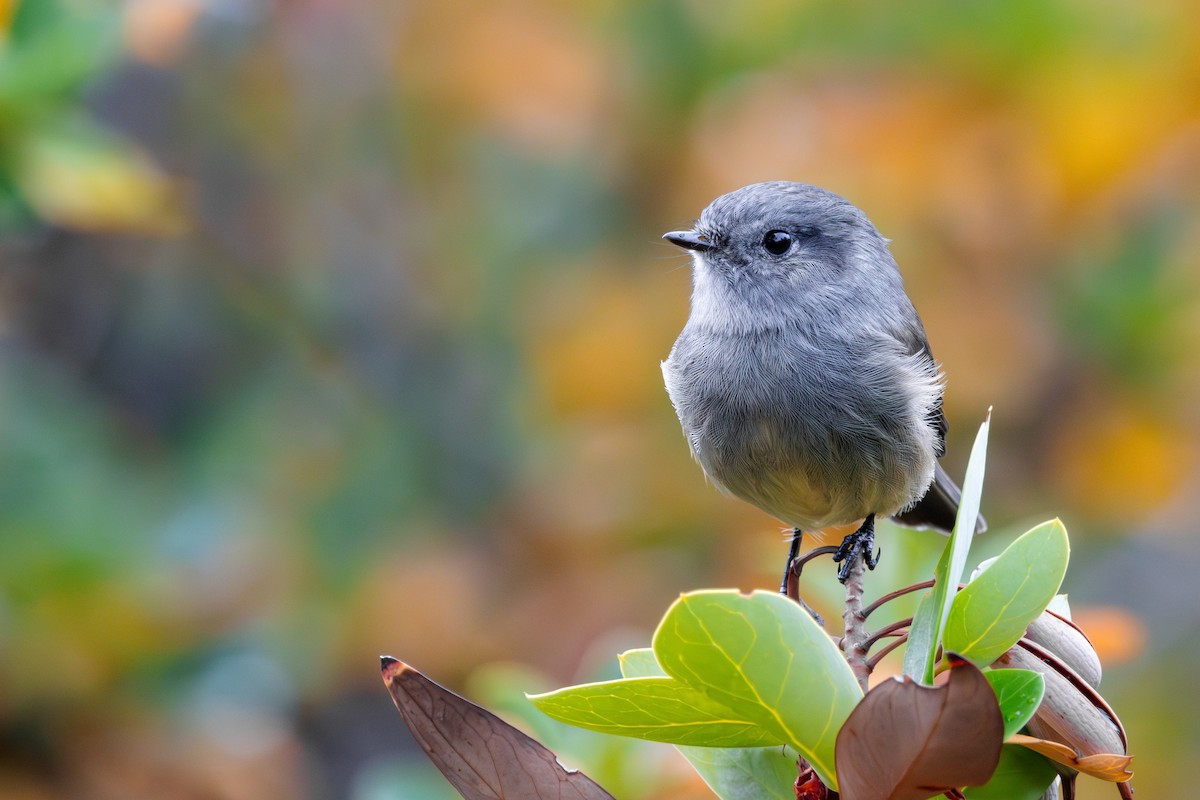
<box><xmin>833</xmin><ymin>516</ymin><xmax>879</xmax><ymax>584</ymax></box>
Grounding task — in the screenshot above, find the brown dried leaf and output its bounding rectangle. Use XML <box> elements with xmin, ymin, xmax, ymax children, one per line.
<box><xmin>835</xmin><ymin>655</ymin><xmax>1003</xmax><ymax>800</ymax></box>
<box><xmin>380</xmin><ymin>656</ymin><xmax>615</xmax><ymax>800</ymax></box>
<box><xmin>1008</xmin><ymin>734</ymin><xmax>1135</xmax><ymax>782</ymax></box>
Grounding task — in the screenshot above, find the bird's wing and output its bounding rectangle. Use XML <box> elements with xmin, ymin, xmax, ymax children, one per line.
<box><xmin>891</xmin><ymin>321</ymin><xmax>948</xmax><ymax>459</ymax></box>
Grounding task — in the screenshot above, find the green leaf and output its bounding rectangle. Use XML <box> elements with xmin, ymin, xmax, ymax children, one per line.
<box><xmin>528</xmin><ymin>676</ymin><xmax>781</xmax><ymax>747</ymax></box>
<box><xmin>617</xmin><ymin>648</ymin><xmax>661</xmax><ymax>678</ymax></box>
<box><xmin>617</xmin><ymin>647</ymin><xmax>798</xmax><ymax>800</ymax></box>
<box><xmin>985</xmin><ymin>669</ymin><xmax>1046</xmax><ymax>739</ymax></box>
<box><xmin>944</xmin><ymin>519</ymin><xmax>1070</xmax><ymax>667</ymax></box>
<box><xmin>677</xmin><ymin>745</ymin><xmax>800</xmax><ymax>800</ymax></box>
<box><xmin>652</xmin><ymin>590</ymin><xmax>862</xmax><ymax>789</ymax></box>
<box><xmin>963</xmin><ymin>744</ymin><xmax>1058</xmax><ymax>800</ymax></box>
<box><xmin>908</xmin><ymin>412</ymin><xmax>991</xmax><ymax>684</ymax></box>
<box><xmin>901</xmin><ymin>589</ymin><xmax>936</xmax><ymax>679</ymax></box>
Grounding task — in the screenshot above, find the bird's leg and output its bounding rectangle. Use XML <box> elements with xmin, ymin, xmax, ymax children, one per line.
<box><xmin>779</xmin><ymin>528</ymin><xmax>803</xmax><ymax>594</ymax></box>
<box><xmin>833</xmin><ymin>514</ymin><xmax>880</xmax><ymax>584</ymax></box>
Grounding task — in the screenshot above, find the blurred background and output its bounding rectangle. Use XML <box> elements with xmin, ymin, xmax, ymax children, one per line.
<box><xmin>1</xmin><ymin>0</ymin><xmax>1197</xmax><ymax>797</ymax></box>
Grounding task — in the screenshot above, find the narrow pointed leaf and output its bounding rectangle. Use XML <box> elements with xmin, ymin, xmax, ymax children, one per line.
<box><xmin>902</xmin><ymin>589</ymin><xmax>936</xmax><ymax>680</ymax></box>
<box><xmin>985</xmin><ymin>669</ymin><xmax>1045</xmax><ymax>739</ymax></box>
<box><xmin>528</xmin><ymin>677</ymin><xmax>779</xmax><ymax>747</ymax></box>
<box><xmin>381</xmin><ymin>657</ymin><xmax>615</xmax><ymax>800</ymax></box>
<box><xmin>653</xmin><ymin>590</ymin><xmax>862</xmax><ymax>789</ymax></box>
<box><xmin>617</xmin><ymin>647</ymin><xmax>798</xmax><ymax>800</ymax></box>
<box><xmin>915</xmin><ymin>413</ymin><xmax>990</xmax><ymax>684</ymax></box>
<box><xmin>945</xmin><ymin>520</ymin><xmax>1070</xmax><ymax>667</ymax></box>
<box><xmin>835</xmin><ymin>655</ymin><xmax>1004</xmax><ymax>800</ymax></box>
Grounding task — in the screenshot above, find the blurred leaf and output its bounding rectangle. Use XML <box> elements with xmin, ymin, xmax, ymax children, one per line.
<box><xmin>835</xmin><ymin>655</ymin><xmax>1003</xmax><ymax>800</ymax></box>
<box><xmin>529</xmin><ymin>676</ymin><xmax>781</xmax><ymax>747</ymax></box>
<box><xmin>944</xmin><ymin>520</ymin><xmax>1069</xmax><ymax>667</ymax></box>
<box><xmin>14</xmin><ymin>116</ymin><xmax>185</xmax><ymax>233</ymax></box>
<box><xmin>0</xmin><ymin>0</ymin><xmax>118</xmax><ymax>103</ymax></box>
<box><xmin>382</xmin><ymin>657</ymin><xmax>616</xmax><ymax>800</ymax></box>
<box><xmin>617</xmin><ymin>648</ymin><xmax>798</xmax><ymax>800</ymax></box>
<box><xmin>652</xmin><ymin>590</ymin><xmax>862</xmax><ymax>789</ymax></box>
<box><xmin>963</xmin><ymin>744</ymin><xmax>1058</xmax><ymax>800</ymax></box>
<box><xmin>1056</xmin><ymin>213</ymin><xmax>1197</xmax><ymax>386</ymax></box>
<box><xmin>985</xmin><ymin>669</ymin><xmax>1045</xmax><ymax>739</ymax></box>
<box><xmin>908</xmin><ymin>413</ymin><xmax>990</xmax><ymax>684</ymax></box>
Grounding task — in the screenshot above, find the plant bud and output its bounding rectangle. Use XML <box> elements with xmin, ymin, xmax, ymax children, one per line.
<box><xmin>1023</xmin><ymin>610</ymin><xmax>1102</xmax><ymax>688</ymax></box>
<box><xmin>995</xmin><ymin>645</ymin><xmax>1125</xmax><ymax>758</ymax></box>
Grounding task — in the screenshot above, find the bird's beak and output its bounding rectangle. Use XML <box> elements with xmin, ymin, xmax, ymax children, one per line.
<box><xmin>663</xmin><ymin>229</ymin><xmax>715</xmax><ymax>252</ymax></box>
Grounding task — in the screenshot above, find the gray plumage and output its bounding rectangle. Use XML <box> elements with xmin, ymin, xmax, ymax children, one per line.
<box><xmin>662</xmin><ymin>181</ymin><xmax>983</xmax><ymax>537</ymax></box>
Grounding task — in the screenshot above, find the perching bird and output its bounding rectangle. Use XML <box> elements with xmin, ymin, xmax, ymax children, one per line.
<box><xmin>661</xmin><ymin>181</ymin><xmax>984</xmax><ymax>585</ymax></box>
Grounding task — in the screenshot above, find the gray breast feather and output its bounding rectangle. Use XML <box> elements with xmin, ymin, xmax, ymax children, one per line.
<box><xmin>662</xmin><ymin>327</ymin><xmax>942</xmax><ymax>529</ymax></box>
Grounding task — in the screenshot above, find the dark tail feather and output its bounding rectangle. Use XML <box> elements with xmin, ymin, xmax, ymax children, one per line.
<box><xmin>891</xmin><ymin>462</ymin><xmax>987</xmax><ymax>535</ymax></box>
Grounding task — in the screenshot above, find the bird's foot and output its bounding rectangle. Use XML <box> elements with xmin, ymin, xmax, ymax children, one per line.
<box><xmin>779</xmin><ymin>528</ymin><xmax>803</xmax><ymax>595</ymax></box>
<box><xmin>833</xmin><ymin>514</ymin><xmax>880</xmax><ymax>584</ymax></box>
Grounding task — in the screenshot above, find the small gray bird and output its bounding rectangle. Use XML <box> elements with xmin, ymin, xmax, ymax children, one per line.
<box><xmin>661</xmin><ymin>181</ymin><xmax>984</xmax><ymax>585</ymax></box>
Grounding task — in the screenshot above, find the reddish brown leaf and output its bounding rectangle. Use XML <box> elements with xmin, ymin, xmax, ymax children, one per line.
<box><xmin>380</xmin><ymin>656</ymin><xmax>615</xmax><ymax>800</ymax></box>
<box><xmin>835</xmin><ymin>654</ymin><xmax>1003</xmax><ymax>800</ymax></box>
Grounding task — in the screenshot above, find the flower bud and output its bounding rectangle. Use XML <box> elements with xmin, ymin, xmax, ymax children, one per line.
<box><xmin>1023</xmin><ymin>610</ymin><xmax>1102</xmax><ymax>688</ymax></box>
<box><xmin>995</xmin><ymin>644</ymin><xmax>1125</xmax><ymax>758</ymax></box>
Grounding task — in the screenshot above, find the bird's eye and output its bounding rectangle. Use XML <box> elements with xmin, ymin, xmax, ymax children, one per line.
<box><xmin>762</xmin><ymin>230</ymin><xmax>793</xmax><ymax>255</ymax></box>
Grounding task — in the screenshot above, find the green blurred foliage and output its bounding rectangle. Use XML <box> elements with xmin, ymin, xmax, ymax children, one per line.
<box><xmin>0</xmin><ymin>0</ymin><xmax>1197</xmax><ymax>797</ymax></box>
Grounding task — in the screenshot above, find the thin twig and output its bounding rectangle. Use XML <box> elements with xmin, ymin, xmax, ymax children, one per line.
<box><xmin>866</xmin><ymin>632</ymin><xmax>909</xmax><ymax>671</ymax></box>
<box><xmin>862</xmin><ymin>617</ymin><xmax>913</xmax><ymax>651</ymax></box>
<box><xmin>785</xmin><ymin>545</ymin><xmax>839</xmax><ymax>625</ymax></box>
<box><xmin>859</xmin><ymin>578</ymin><xmax>936</xmax><ymax>620</ymax></box>
<box><xmin>795</xmin><ymin>545</ymin><xmax>840</xmax><ymax>572</ymax></box>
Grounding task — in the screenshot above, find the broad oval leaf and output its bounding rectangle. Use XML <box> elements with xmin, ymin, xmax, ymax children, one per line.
<box><xmin>985</xmin><ymin>669</ymin><xmax>1045</xmax><ymax>739</ymax></box>
<box><xmin>617</xmin><ymin>648</ymin><xmax>662</xmax><ymax>679</ymax></box>
<box><xmin>835</xmin><ymin>655</ymin><xmax>1004</xmax><ymax>800</ymax></box>
<box><xmin>944</xmin><ymin>519</ymin><xmax>1070</xmax><ymax>667</ymax></box>
<box><xmin>677</xmin><ymin>744</ymin><xmax>801</xmax><ymax>800</ymax></box>
<box><xmin>617</xmin><ymin>647</ymin><xmax>798</xmax><ymax>800</ymax></box>
<box><xmin>382</xmin><ymin>657</ymin><xmax>616</xmax><ymax>800</ymax></box>
<box><xmin>652</xmin><ymin>590</ymin><xmax>862</xmax><ymax>789</ymax></box>
<box><xmin>525</xmin><ymin>641</ymin><xmax>802</xmax><ymax>798</ymax></box>
<box><xmin>963</xmin><ymin>744</ymin><xmax>1058</xmax><ymax>800</ymax></box>
<box><xmin>528</xmin><ymin>676</ymin><xmax>780</xmax><ymax>747</ymax></box>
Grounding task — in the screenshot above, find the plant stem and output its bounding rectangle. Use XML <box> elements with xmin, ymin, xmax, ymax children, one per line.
<box><xmin>859</xmin><ymin>578</ymin><xmax>936</xmax><ymax>620</ymax></box>
<box><xmin>862</xmin><ymin>617</ymin><xmax>913</xmax><ymax>650</ymax></box>
<box><xmin>866</xmin><ymin>632</ymin><xmax>909</xmax><ymax>671</ymax></box>
<box><xmin>840</xmin><ymin>554</ymin><xmax>871</xmax><ymax>693</ymax></box>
